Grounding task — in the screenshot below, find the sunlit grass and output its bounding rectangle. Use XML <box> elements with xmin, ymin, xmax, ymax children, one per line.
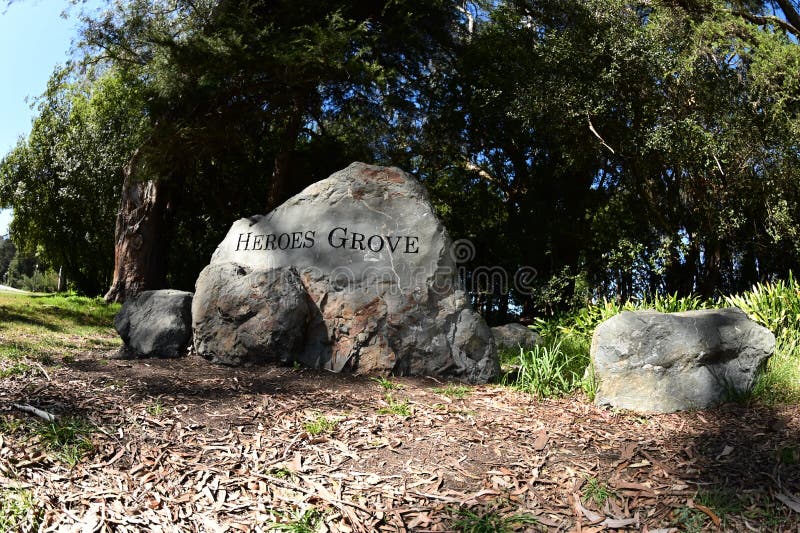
<box><xmin>0</xmin><ymin>292</ymin><xmax>120</xmax><ymax>373</ymax></box>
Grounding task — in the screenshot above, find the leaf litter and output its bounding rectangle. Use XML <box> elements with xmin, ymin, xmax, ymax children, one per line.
<box><xmin>0</xmin><ymin>352</ymin><xmax>798</xmax><ymax>532</ymax></box>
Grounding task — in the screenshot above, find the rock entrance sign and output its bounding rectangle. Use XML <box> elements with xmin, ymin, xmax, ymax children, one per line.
<box><xmin>193</xmin><ymin>162</ymin><xmax>499</xmax><ymax>383</ymax></box>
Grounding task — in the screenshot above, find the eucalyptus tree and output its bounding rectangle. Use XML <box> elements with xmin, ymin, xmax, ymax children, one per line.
<box><xmin>0</xmin><ymin>67</ymin><xmax>146</xmax><ymax>293</ymax></box>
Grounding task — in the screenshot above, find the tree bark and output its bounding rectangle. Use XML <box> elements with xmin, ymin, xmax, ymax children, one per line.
<box><xmin>104</xmin><ymin>149</ymin><xmax>171</xmax><ymax>303</ymax></box>
<box><xmin>267</xmin><ymin>99</ymin><xmax>304</xmax><ymax>210</ymax></box>
<box><xmin>57</xmin><ymin>266</ymin><xmax>66</xmax><ymax>293</ymax></box>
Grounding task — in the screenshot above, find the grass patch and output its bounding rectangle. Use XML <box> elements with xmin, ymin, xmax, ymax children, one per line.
<box><xmin>501</xmin><ymin>335</ymin><xmax>589</xmax><ymax>399</ymax></box>
<box><xmin>34</xmin><ymin>416</ymin><xmax>95</xmax><ymax>467</ymax></box>
<box><xmin>0</xmin><ymin>489</ymin><xmax>42</xmax><ymax>531</ymax></box>
<box><xmin>672</xmin><ymin>505</ymin><xmax>708</xmax><ymax>533</ymax></box>
<box><xmin>749</xmin><ymin>329</ymin><xmax>800</xmax><ymax>405</ymax></box>
<box><xmin>146</xmin><ymin>398</ymin><xmax>165</xmax><ymax>417</ymax></box>
<box><xmin>371</xmin><ymin>376</ymin><xmax>401</xmax><ymax>390</ymax></box>
<box><xmin>582</xmin><ymin>476</ymin><xmax>613</xmax><ymax>507</ymax></box>
<box><xmin>0</xmin><ymin>361</ymin><xmax>34</xmax><ymax>378</ymax></box>
<box><xmin>0</xmin><ymin>293</ymin><xmax>119</xmax><ymax>334</ymax></box>
<box><xmin>695</xmin><ymin>487</ymin><xmax>744</xmax><ymax>522</ymax></box>
<box><xmin>1</xmin><ymin>413</ymin><xmax>95</xmax><ymax>466</ymax></box>
<box><xmin>302</xmin><ymin>415</ymin><xmax>339</xmax><ymax>436</ymax></box>
<box><xmin>268</xmin><ymin>507</ymin><xmax>324</xmax><ymax>532</ymax></box>
<box><xmin>433</xmin><ymin>384</ymin><xmax>472</xmax><ymax>399</ymax></box>
<box><xmin>377</xmin><ymin>393</ymin><xmax>411</xmax><ymax>416</ymax></box>
<box><xmin>0</xmin><ymin>415</ymin><xmax>24</xmax><ymax>434</ymax></box>
<box><xmin>451</xmin><ymin>503</ymin><xmax>540</xmax><ymax>532</ymax></box>
<box><xmin>0</xmin><ymin>292</ymin><xmax>120</xmax><ymax>378</ymax></box>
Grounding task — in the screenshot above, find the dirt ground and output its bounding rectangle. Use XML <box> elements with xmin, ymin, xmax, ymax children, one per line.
<box><xmin>1</xmin><ymin>350</ymin><xmax>799</xmax><ymax>532</ymax></box>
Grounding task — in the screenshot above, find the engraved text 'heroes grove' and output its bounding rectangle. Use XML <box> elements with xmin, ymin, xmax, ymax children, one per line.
<box><xmin>236</xmin><ymin>227</ymin><xmax>420</xmax><ymax>254</ymax></box>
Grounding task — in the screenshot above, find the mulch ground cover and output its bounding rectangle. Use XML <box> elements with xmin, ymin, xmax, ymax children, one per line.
<box><xmin>1</xmin><ymin>351</ymin><xmax>799</xmax><ymax>532</ymax></box>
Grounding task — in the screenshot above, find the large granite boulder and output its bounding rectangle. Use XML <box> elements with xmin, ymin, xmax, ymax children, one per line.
<box><xmin>492</xmin><ymin>323</ymin><xmax>540</xmax><ymax>351</ymax></box>
<box><xmin>192</xmin><ymin>265</ymin><xmax>313</xmax><ymax>365</ymax></box>
<box><xmin>192</xmin><ymin>162</ymin><xmax>499</xmax><ymax>383</ymax></box>
<box><xmin>591</xmin><ymin>307</ymin><xmax>775</xmax><ymax>413</ymax></box>
<box><xmin>114</xmin><ymin>289</ymin><xmax>193</xmax><ymax>358</ymax></box>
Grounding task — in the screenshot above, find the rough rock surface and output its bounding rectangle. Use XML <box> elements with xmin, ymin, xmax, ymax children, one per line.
<box><xmin>192</xmin><ymin>162</ymin><xmax>498</xmax><ymax>383</ymax></box>
<box><xmin>492</xmin><ymin>323</ymin><xmax>540</xmax><ymax>350</ymax></box>
<box><xmin>192</xmin><ymin>265</ymin><xmax>312</xmax><ymax>366</ymax></box>
<box><xmin>114</xmin><ymin>289</ymin><xmax>193</xmax><ymax>358</ymax></box>
<box><xmin>591</xmin><ymin>307</ymin><xmax>775</xmax><ymax>413</ymax></box>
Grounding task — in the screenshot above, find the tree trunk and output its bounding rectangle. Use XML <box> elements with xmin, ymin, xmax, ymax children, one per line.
<box><xmin>57</xmin><ymin>265</ymin><xmax>66</xmax><ymax>293</ymax></box>
<box><xmin>267</xmin><ymin>150</ymin><xmax>292</xmax><ymax>210</ymax></box>
<box><xmin>104</xmin><ymin>150</ymin><xmax>171</xmax><ymax>303</ymax></box>
<box><xmin>267</xmin><ymin>99</ymin><xmax>304</xmax><ymax>210</ymax></box>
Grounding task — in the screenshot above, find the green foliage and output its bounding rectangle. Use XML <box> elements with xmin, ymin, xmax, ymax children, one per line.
<box><xmin>724</xmin><ymin>273</ymin><xmax>800</xmax><ymax>335</ymax></box>
<box><xmin>421</xmin><ymin>0</ymin><xmax>800</xmax><ymax>316</ymax></box>
<box><xmin>0</xmin><ymin>292</ymin><xmax>119</xmax><ymax>387</ymax></box>
<box><xmin>15</xmin><ymin>269</ymin><xmax>59</xmax><ymax>293</ymax></box>
<box><xmin>377</xmin><ymin>393</ymin><xmax>411</xmax><ymax>416</ymax></box>
<box><xmin>268</xmin><ymin>507</ymin><xmax>324</xmax><ymax>533</ymax></box>
<box><xmin>370</xmin><ymin>376</ymin><xmax>402</xmax><ymax>390</ymax></box>
<box><xmin>452</xmin><ymin>504</ymin><xmax>539</xmax><ymax>533</ymax></box>
<box><xmin>0</xmin><ymin>415</ymin><xmax>24</xmax><ymax>435</ymax></box>
<box><xmin>549</xmin><ymin>293</ymin><xmax>708</xmax><ymax>340</ymax></box>
<box><xmin>502</xmin><ymin>337</ymin><xmax>590</xmax><ymax>399</ymax></box>
<box><xmin>0</xmin><ymin>361</ymin><xmax>34</xmax><ymax>378</ymax></box>
<box><xmin>583</xmin><ymin>476</ymin><xmax>613</xmax><ymax>507</ymax></box>
<box><xmin>0</xmin><ymin>489</ymin><xmax>42</xmax><ymax>532</ymax></box>
<box><xmin>0</xmin><ymin>66</ymin><xmax>147</xmax><ymax>295</ymax></box>
<box><xmin>723</xmin><ymin>275</ymin><xmax>800</xmax><ymax>404</ymax></box>
<box><xmin>673</xmin><ymin>505</ymin><xmax>708</xmax><ymax>533</ymax></box>
<box><xmin>302</xmin><ymin>415</ymin><xmax>340</xmax><ymax>436</ymax></box>
<box><xmin>0</xmin><ymin>237</ymin><xmax>15</xmax><ymax>281</ymax></box>
<box><xmin>433</xmin><ymin>384</ymin><xmax>472</xmax><ymax>399</ymax></box>
<box><xmin>35</xmin><ymin>417</ymin><xmax>95</xmax><ymax>467</ymax></box>
<box><xmin>695</xmin><ymin>487</ymin><xmax>744</xmax><ymax>520</ymax></box>
<box><xmin>146</xmin><ymin>399</ymin><xmax>164</xmax><ymax>417</ymax></box>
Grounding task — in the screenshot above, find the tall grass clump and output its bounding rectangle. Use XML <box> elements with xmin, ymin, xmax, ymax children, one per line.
<box><xmin>501</xmin><ymin>335</ymin><xmax>591</xmax><ymax>398</ymax></box>
<box><xmin>724</xmin><ymin>273</ymin><xmax>800</xmax><ymax>335</ymax></box>
<box><xmin>725</xmin><ymin>274</ymin><xmax>800</xmax><ymax>404</ymax></box>
<box><xmin>552</xmin><ymin>292</ymin><xmax>708</xmax><ymax>340</ymax></box>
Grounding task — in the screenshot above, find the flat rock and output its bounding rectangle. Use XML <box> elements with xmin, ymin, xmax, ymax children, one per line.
<box><xmin>192</xmin><ymin>162</ymin><xmax>498</xmax><ymax>383</ymax></box>
<box><xmin>114</xmin><ymin>289</ymin><xmax>193</xmax><ymax>358</ymax></box>
<box><xmin>591</xmin><ymin>307</ymin><xmax>775</xmax><ymax>413</ymax></box>
<box><xmin>492</xmin><ymin>323</ymin><xmax>540</xmax><ymax>350</ymax></box>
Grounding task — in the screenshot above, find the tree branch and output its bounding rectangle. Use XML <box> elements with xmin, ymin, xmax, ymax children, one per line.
<box><xmin>774</xmin><ymin>0</ymin><xmax>800</xmax><ymax>36</ymax></box>
<box><xmin>732</xmin><ymin>9</ymin><xmax>800</xmax><ymax>38</ymax></box>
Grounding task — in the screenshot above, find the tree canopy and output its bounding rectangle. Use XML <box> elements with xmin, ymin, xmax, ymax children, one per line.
<box><xmin>2</xmin><ymin>0</ymin><xmax>800</xmax><ymax>320</ymax></box>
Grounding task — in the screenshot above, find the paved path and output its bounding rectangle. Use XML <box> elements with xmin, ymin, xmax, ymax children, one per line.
<box><xmin>0</xmin><ymin>284</ymin><xmax>27</xmax><ymax>293</ymax></box>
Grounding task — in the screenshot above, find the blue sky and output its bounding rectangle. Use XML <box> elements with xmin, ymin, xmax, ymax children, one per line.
<box><xmin>0</xmin><ymin>0</ymin><xmax>104</xmax><ymax>236</ymax></box>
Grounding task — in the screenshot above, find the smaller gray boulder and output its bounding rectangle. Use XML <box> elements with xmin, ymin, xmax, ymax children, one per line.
<box><xmin>492</xmin><ymin>323</ymin><xmax>540</xmax><ymax>351</ymax></box>
<box><xmin>114</xmin><ymin>289</ymin><xmax>193</xmax><ymax>358</ymax></box>
<box><xmin>192</xmin><ymin>264</ymin><xmax>312</xmax><ymax>366</ymax></box>
<box><xmin>591</xmin><ymin>307</ymin><xmax>775</xmax><ymax>413</ymax></box>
